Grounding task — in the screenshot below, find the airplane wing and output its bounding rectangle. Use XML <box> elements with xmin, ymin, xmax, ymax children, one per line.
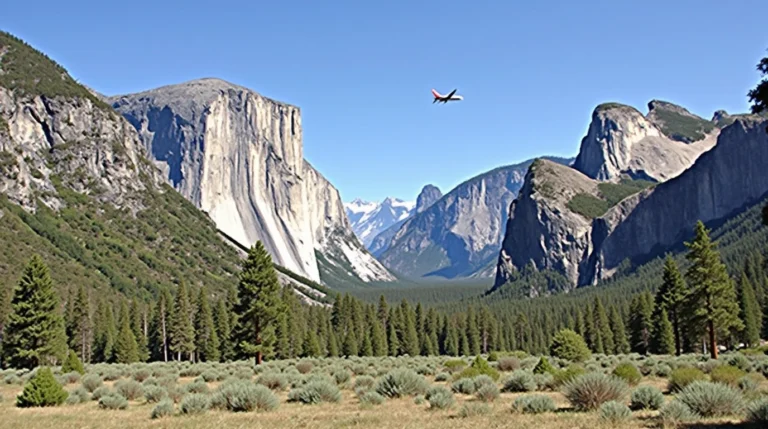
<box><xmin>446</xmin><ymin>89</ymin><xmax>457</xmax><ymax>99</ymax></box>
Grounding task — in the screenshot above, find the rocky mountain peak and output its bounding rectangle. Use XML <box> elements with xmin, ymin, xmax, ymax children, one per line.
<box><xmin>415</xmin><ymin>184</ymin><xmax>442</xmax><ymax>213</ymax></box>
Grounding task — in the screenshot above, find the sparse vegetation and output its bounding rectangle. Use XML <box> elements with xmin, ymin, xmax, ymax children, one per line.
<box><xmin>567</xmin><ymin>178</ymin><xmax>655</xmax><ymax>219</ymax></box>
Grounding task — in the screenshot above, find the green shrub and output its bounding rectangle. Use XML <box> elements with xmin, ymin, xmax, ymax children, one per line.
<box><xmin>354</xmin><ymin>375</ymin><xmax>376</xmax><ymax>391</ymax></box>
<box><xmin>288</xmin><ymin>380</ymin><xmax>342</xmax><ymax>404</ymax></box>
<box><xmin>443</xmin><ymin>359</ymin><xmax>467</xmax><ymax>373</ymax></box>
<box><xmin>81</xmin><ymin>374</ymin><xmax>103</xmax><ymax>393</ymax></box>
<box><xmin>487</xmin><ymin>351</ymin><xmax>499</xmax><ymax>362</ymax></box>
<box><xmin>98</xmin><ymin>393</ymin><xmax>128</xmax><ymax>410</ymax></box>
<box><xmin>332</xmin><ymin>368</ymin><xmax>351</xmax><ymax>385</ymax></box>
<box><xmin>502</xmin><ymin>370</ymin><xmax>536</xmax><ymax>392</ymax></box>
<box><xmin>552</xmin><ymin>364</ymin><xmax>586</xmax><ymax>387</ymax></box>
<box><xmin>167</xmin><ymin>385</ymin><xmax>186</xmax><ymax>404</ymax></box>
<box><xmin>710</xmin><ymin>365</ymin><xmax>747</xmax><ymax>388</ymax></box>
<box><xmin>562</xmin><ymin>372</ymin><xmax>629</xmax><ymax>411</ymax></box>
<box><xmin>62</xmin><ymin>350</ymin><xmax>85</xmax><ymax>375</ymax></box>
<box><xmin>668</xmin><ymin>367</ymin><xmax>707</xmax><ymax>393</ymax></box>
<box><xmin>143</xmin><ymin>385</ymin><xmax>168</xmax><ymax>403</ymax></box>
<box><xmin>458</xmin><ymin>402</ymin><xmax>490</xmax><ymax>418</ymax></box>
<box><xmin>185</xmin><ymin>379</ymin><xmax>209</xmax><ymax>394</ymax></box>
<box><xmin>747</xmin><ymin>398</ymin><xmax>768</xmax><ymax>425</ymax></box>
<box><xmin>676</xmin><ymin>381</ymin><xmax>745</xmax><ymax>418</ymax></box>
<box><xmin>426</xmin><ymin>385</ymin><xmax>454</xmax><ymax>410</ymax></box>
<box><xmin>660</xmin><ymin>400</ymin><xmax>700</xmax><ymax>427</ymax></box>
<box><xmin>739</xmin><ymin>373</ymin><xmax>764</xmax><ymax>393</ymax></box>
<box><xmin>630</xmin><ymin>385</ymin><xmax>664</xmax><ymax>410</ymax></box>
<box><xmin>375</xmin><ymin>369</ymin><xmax>429</xmax><ymax>398</ymax></box>
<box><xmin>115</xmin><ymin>379</ymin><xmax>144</xmax><ymax>400</ymax></box>
<box><xmin>655</xmin><ymin>363</ymin><xmax>673</xmax><ymax>378</ymax></box>
<box><xmin>727</xmin><ymin>353</ymin><xmax>752</xmax><ymax>372</ymax></box>
<box><xmin>612</xmin><ymin>362</ymin><xmax>641</xmax><ymax>386</ymax></box>
<box><xmin>454</xmin><ymin>356</ymin><xmax>500</xmax><ymax>381</ymax></box>
<box><xmin>200</xmin><ymin>370</ymin><xmax>221</xmax><ymax>382</ymax></box>
<box><xmin>512</xmin><ymin>394</ymin><xmax>556</xmax><ymax>414</ymax></box>
<box><xmin>359</xmin><ymin>390</ymin><xmax>385</xmax><ymax>406</ymax></box>
<box><xmin>550</xmin><ymin>329</ymin><xmax>591</xmax><ymax>362</ymax></box>
<box><xmin>475</xmin><ymin>383</ymin><xmax>499</xmax><ymax>403</ymax></box>
<box><xmin>451</xmin><ymin>378</ymin><xmax>476</xmax><ymax>395</ymax></box>
<box><xmin>150</xmin><ymin>399</ymin><xmax>174</xmax><ymax>419</ymax></box>
<box><xmin>256</xmin><ymin>372</ymin><xmax>288</xmax><ymax>391</ymax></box>
<box><xmin>497</xmin><ymin>357</ymin><xmax>521</xmax><ymax>372</ymax></box>
<box><xmin>132</xmin><ymin>368</ymin><xmax>151</xmax><ymax>383</ymax></box>
<box><xmin>180</xmin><ymin>393</ymin><xmax>210</xmax><ymax>415</ymax></box>
<box><xmin>16</xmin><ymin>367</ymin><xmax>68</xmax><ymax>408</ymax></box>
<box><xmin>91</xmin><ymin>386</ymin><xmax>111</xmax><ymax>401</ymax></box>
<box><xmin>598</xmin><ymin>400</ymin><xmax>631</xmax><ymax>424</ymax></box>
<box><xmin>533</xmin><ymin>357</ymin><xmax>555</xmax><ymax>374</ymax></box>
<box><xmin>65</xmin><ymin>386</ymin><xmax>90</xmax><ymax>404</ymax></box>
<box><xmin>211</xmin><ymin>381</ymin><xmax>279</xmax><ymax>412</ymax></box>
<box><xmin>413</xmin><ymin>395</ymin><xmax>425</xmax><ymax>405</ymax></box>
<box><xmin>533</xmin><ymin>373</ymin><xmax>554</xmax><ymax>391</ymax></box>
<box><xmin>434</xmin><ymin>372</ymin><xmax>450</xmax><ymax>382</ymax></box>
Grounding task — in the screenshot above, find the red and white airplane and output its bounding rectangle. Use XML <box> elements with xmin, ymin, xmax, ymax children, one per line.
<box><xmin>432</xmin><ymin>88</ymin><xmax>463</xmax><ymax>104</ymax></box>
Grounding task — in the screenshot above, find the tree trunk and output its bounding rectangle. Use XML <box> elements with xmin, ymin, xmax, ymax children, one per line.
<box><xmin>161</xmin><ymin>312</ymin><xmax>168</xmax><ymax>362</ymax></box>
<box><xmin>256</xmin><ymin>351</ymin><xmax>263</xmax><ymax>366</ymax></box>
<box><xmin>708</xmin><ymin>319</ymin><xmax>718</xmax><ymax>359</ymax></box>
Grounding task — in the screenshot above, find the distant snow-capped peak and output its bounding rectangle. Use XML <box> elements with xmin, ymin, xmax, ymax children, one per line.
<box><xmin>344</xmin><ymin>197</ymin><xmax>416</xmax><ymax>248</ymax></box>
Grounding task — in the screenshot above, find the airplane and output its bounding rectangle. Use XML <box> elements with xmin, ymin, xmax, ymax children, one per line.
<box><xmin>432</xmin><ymin>88</ymin><xmax>463</xmax><ymax>103</ymax></box>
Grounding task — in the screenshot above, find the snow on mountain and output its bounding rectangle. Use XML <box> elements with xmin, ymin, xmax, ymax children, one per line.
<box><xmin>344</xmin><ymin>197</ymin><xmax>416</xmax><ymax>248</ymax></box>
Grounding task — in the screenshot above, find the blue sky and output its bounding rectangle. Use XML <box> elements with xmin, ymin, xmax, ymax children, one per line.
<box><xmin>3</xmin><ymin>0</ymin><xmax>768</xmax><ymax>203</ymax></box>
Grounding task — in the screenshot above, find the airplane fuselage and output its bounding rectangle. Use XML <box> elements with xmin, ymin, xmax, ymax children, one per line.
<box><xmin>432</xmin><ymin>88</ymin><xmax>463</xmax><ymax>103</ymax></box>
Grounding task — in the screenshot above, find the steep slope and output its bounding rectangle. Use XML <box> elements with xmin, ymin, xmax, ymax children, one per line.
<box><xmin>494</xmin><ymin>114</ymin><xmax>768</xmax><ymax>291</ymax></box>
<box><xmin>345</xmin><ymin>197</ymin><xmax>415</xmax><ymax>248</ymax></box>
<box><xmin>572</xmin><ymin>102</ymin><xmax>719</xmax><ymax>182</ymax></box>
<box><xmin>415</xmin><ymin>184</ymin><xmax>442</xmax><ymax>213</ymax></box>
<box><xmin>108</xmin><ymin>79</ymin><xmax>394</xmax><ymax>285</ymax></box>
<box><xmin>378</xmin><ymin>157</ymin><xmax>573</xmax><ymax>279</ymax></box>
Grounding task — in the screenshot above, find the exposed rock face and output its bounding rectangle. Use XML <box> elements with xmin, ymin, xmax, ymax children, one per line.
<box><xmin>378</xmin><ymin>157</ymin><xmax>572</xmax><ymax>279</ymax></box>
<box><xmin>494</xmin><ymin>116</ymin><xmax>768</xmax><ymax>290</ymax></box>
<box><xmin>572</xmin><ymin>103</ymin><xmax>718</xmax><ymax>182</ymax></box>
<box><xmin>345</xmin><ymin>197</ymin><xmax>415</xmax><ymax>248</ymax></box>
<box><xmin>415</xmin><ymin>184</ymin><xmax>442</xmax><ymax>213</ymax></box>
<box><xmin>584</xmin><ymin>116</ymin><xmax>768</xmax><ymax>283</ymax></box>
<box><xmin>109</xmin><ymin>79</ymin><xmax>394</xmax><ymax>284</ymax></box>
<box><xmin>0</xmin><ymin>87</ymin><xmax>160</xmax><ymax>212</ymax></box>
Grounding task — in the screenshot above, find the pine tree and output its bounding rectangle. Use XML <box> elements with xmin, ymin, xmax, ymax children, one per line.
<box><xmin>655</xmin><ymin>255</ymin><xmax>687</xmax><ymax>355</ymax></box>
<box><xmin>148</xmin><ymin>290</ymin><xmax>171</xmax><ymax>362</ymax></box>
<box><xmin>387</xmin><ymin>308</ymin><xmax>400</xmax><ymax>355</ymax></box>
<box><xmin>466</xmin><ymin>306</ymin><xmax>481</xmax><ymax>355</ymax></box>
<box><xmin>683</xmin><ymin>221</ymin><xmax>743</xmax><ymax>359</ymax></box>
<box><xmin>400</xmin><ymin>301</ymin><xmax>420</xmax><ymax>356</ymax></box>
<box><xmin>94</xmin><ymin>300</ymin><xmax>117</xmax><ymax>363</ymax></box>
<box><xmin>361</xmin><ymin>329</ymin><xmax>373</xmax><ymax>356</ymax></box>
<box><xmin>69</xmin><ymin>285</ymin><xmax>93</xmax><ymax>363</ymax></box>
<box><xmin>194</xmin><ymin>288</ymin><xmax>220</xmax><ymax>362</ymax></box>
<box><xmin>738</xmin><ymin>272</ymin><xmax>762</xmax><ymax>348</ymax></box>
<box><xmin>583</xmin><ymin>304</ymin><xmax>599</xmax><ymax>352</ymax></box>
<box><xmin>594</xmin><ymin>297</ymin><xmax>614</xmax><ymax>354</ymax></box>
<box><xmin>114</xmin><ymin>300</ymin><xmax>139</xmax><ymax>364</ymax></box>
<box><xmin>610</xmin><ymin>306</ymin><xmax>630</xmax><ymax>354</ymax></box>
<box><xmin>130</xmin><ymin>300</ymin><xmax>149</xmax><ymax>362</ymax></box>
<box><xmin>650</xmin><ymin>308</ymin><xmax>676</xmax><ymax>355</ymax></box>
<box><xmin>629</xmin><ymin>292</ymin><xmax>653</xmax><ymax>354</ymax></box>
<box><xmin>214</xmin><ymin>298</ymin><xmax>232</xmax><ymax>361</ymax></box>
<box><xmin>169</xmin><ymin>281</ymin><xmax>195</xmax><ymax>361</ymax></box>
<box><xmin>514</xmin><ymin>313</ymin><xmax>529</xmax><ymax>351</ymax></box>
<box><xmin>377</xmin><ymin>295</ymin><xmax>389</xmax><ymax>328</ymax></box>
<box><xmin>302</xmin><ymin>329</ymin><xmax>321</xmax><ymax>357</ymax></box>
<box><xmin>2</xmin><ymin>255</ymin><xmax>67</xmax><ymax>369</ymax></box>
<box><xmin>327</xmin><ymin>329</ymin><xmax>339</xmax><ymax>357</ymax></box>
<box><xmin>232</xmin><ymin>242</ymin><xmax>285</xmax><ymax>365</ymax></box>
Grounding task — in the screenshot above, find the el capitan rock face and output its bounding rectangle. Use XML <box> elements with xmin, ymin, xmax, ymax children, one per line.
<box><xmin>109</xmin><ymin>78</ymin><xmax>394</xmax><ymax>284</ymax></box>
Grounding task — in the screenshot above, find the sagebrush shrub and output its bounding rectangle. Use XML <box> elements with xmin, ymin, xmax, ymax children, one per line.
<box><xmin>4</xmin><ymin>374</ymin><xmax>21</xmax><ymax>385</ymax></box>
<box><xmin>599</xmin><ymin>400</ymin><xmax>631</xmax><ymax>424</ymax></box>
<box><xmin>61</xmin><ymin>371</ymin><xmax>81</xmax><ymax>385</ymax></box>
<box><xmin>458</xmin><ymin>402</ymin><xmax>490</xmax><ymax>418</ymax></box>
<box><xmin>747</xmin><ymin>398</ymin><xmax>768</xmax><ymax>425</ymax></box>
<box><xmin>132</xmin><ymin>369</ymin><xmax>151</xmax><ymax>383</ymax></box>
<box><xmin>434</xmin><ymin>372</ymin><xmax>450</xmax><ymax>382</ymax></box>
<box><xmin>660</xmin><ymin>400</ymin><xmax>700</xmax><ymax>427</ymax></box>
<box><xmin>498</xmin><ymin>357</ymin><xmax>521</xmax><ymax>372</ymax></box>
<box><xmin>91</xmin><ymin>386</ymin><xmax>111</xmax><ymax>401</ymax></box>
<box><xmin>413</xmin><ymin>395</ymin><xmax>425</xmax><ymax>405</ymax></box>
<box><xmin>676</xmin><ymin>381</ymin><xmax>745</xmax><ymax>418</ymax></box>
<box><xmin>180</xmin><ymin>393</ymin><xmax>210</xmax><ymax>414</ymax></box>
<box><xmin>143</xmin><ymin>385</ymin><xmax>168</xmax><ymax>403</ymax></box>
<box><xmin>332</xmin><ymin>368</ymin><xmax>351</xmax><ymax>385</ymax></box>
<box><xmin>612</xmin><ymin>362</ymin><xmax>641</xmax><ymax>386</ymax></box>
<box><xmin>288</xmin><ymin>380</ymin><xmax>341</xmax><ymax>404</ymax></box>
<box><xmin>533</xmin><ymin>373</ymin><xmax>554</xmax><ymax>391</ymax></box>
<box><xmin>552</xmin><ymin>364</ymin><xmax>586</xmax><ymax>387</ymax></box>
<box><xmin>375</xmin><ymin>369</ymin><xmax>428</xmax><ymax>398</ymax></box>
<box><xmin>201</xmin><ymin>371</ymin><xmax>221</xmax><ymax>382</ymax></box>
<box><xmin>668</xmin><ymin>367</ymin><xmax>707</xmax><ymax>393</ymax></box>
<box><xmin>443</xmin><ymin>359</ymin><xmax>467</xmax><ymax>373</ymax></box>
<box><xmin>151</xmin><ymin>399</ymin><xmax>174</xmax><ymax>419</ymax></box>
<box><xmin>296</xmin><ymin>361</ymin><xmax>314</xmax><ymax>374</ymax></box>
<box><xmin>81</xmin><ymin>374</ymin><xmax>103</xmax><ymax>393</ymax></box>
<box><xmin>426</xmin><ymin>385</ymin><xmax>454</xmax><ymax>410</ymax></box>
<box><xmin>115</xmin><ymin>379</ymin><xmax>144</xmax><ymax>400</ymax></box>
<box><xmin>65</xmin><ymin>386</ymin><xmax>90</xmax><ymax>405</ymax></box>
<box><xmin>710</xmin><ymin>365</ymin><xmax>746</xmax><ymax>388</ymax></box>
<box><xmin>512</xmin><ymin>394</ymin><xmax>556</xmax><ymax>414</ymax></box>
<box><xmin>16</xmin><ymin>367</ymin><xmax>68</xmax><ymax>408</ymax></box>
<box><xmin>630</xmin><ymin>385</ymin><xmax>664</xmax><ymax>410</ymax></box>
<box><xmin>185</xmin><ymin>380</ymin><xmax>209</xmax><ymax>394</ymax></box>
<box><xmin>256</xmin><ymin>372</ymin><xmax>288</xmax><ymax>391</ymax></box>
<box><xmin>451</xmin><ymin>378</ymin><xmax>476</xmax><ymax>395</ymax></box>
<box><xmin>502</xmin><ymin>370</ymin><xmax>537</xmax><ymax>392</ymax></box>
<box><xmin>359</xmin><ymin>390</ymin><xmax>385</xmax><ymax>406</ymax></box>
<box><xmin>475</xmin><ymin>383</ymin><xmax>500</xmax><ymax>403</ymax></box>
<box><xmin>562</xmin><ymin>372</ymin><xmax>629</xmax><ymax>411</ymax></box>
<box><xmin>354</xmin><ymin>375</ymin><xmax>376</xmax><ymax>391</ymax></box>
<box><xmin>472</xmin><ymin>375</ymin><xmax>495</xmax><ymax>390</ymax></box>
<box><xmin>211</xmin><ymin>381</ymin><xmax>279</xmax><ymax>412</ymax></box>
<box><xmin>98</xmin><ymin>393</ymin><xmax>128</xmax><ymax>410</ymax></box>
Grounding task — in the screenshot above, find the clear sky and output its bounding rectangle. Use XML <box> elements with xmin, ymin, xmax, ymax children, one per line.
<box><xmin>3</xmin><ymin>0</ymin><xmax>768</xmax><ymax>203</ymax></box>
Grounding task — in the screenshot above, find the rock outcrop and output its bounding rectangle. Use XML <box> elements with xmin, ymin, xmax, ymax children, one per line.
<box><xmin>415</xmin><ymin>184</ymin><xmax>442</xmax><ymax>213</ymax></box>
<box><xmin>378</xmin><ymin>157</ymin><xmax>572</xmax><ymax>279</ymax></box>
<box><xmin>572</xmin><ymin>103</ymin><xmax>718</xmax><ymax>182</ymax></box>
<box><xmin>109</xmin><ymin>78</ymin><xmax>394</xmax><ymax>284</ymax></box>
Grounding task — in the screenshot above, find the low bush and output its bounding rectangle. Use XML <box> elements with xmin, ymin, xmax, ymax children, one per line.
<box><xmin>747</xmin><ymin>398</ymin><xmax>768</xmax><ymax>425</ymax></box>
<box><xmin>533</xmin><ymin>357</ymin><xmax>555</xmax><ymax>374</ymax></box>
<box><xmin>16</xmin><ymin>367</ymin><xmax>68</xmax><ymax>408</ymax></box>
<box><xmin>150</xmin><ymin>399</ymin><xmax>174</xmax><ymax>419</ymax></box>
<box><xmin>354</xmin><ymin>375</ymin><xmax>376</xmax><ymax>391</ymax></box>
<box><xmin>61</xmin><ymin>371</ymin><xmax>82</xmax><ymax>385</ymax></box>
<box><xmin>660</xmin><ymin>400</ymin><xmax>700</xmax><ymax>427</ymax></box>
<box><xmin>562</xmin><ymin>372</ymin><xmax>629</xmax><ymax>411</ymax></box>
<box><xmin>62</xmin><ymin>350</ymin><xmax>85</xmax><ymax>375</ymax></box>
<box><xmin>413</xmin><ymin>395</ymin><xmax>425</xmax><ymax>405</ymax></box>
<box><xmin>458</xmin><ymin>402</ymin><xmax>491</xmax><ymax>418</ymax></box>
<box><xmin>475</xmin><ymin>383</ymin><xmax>499</xmax><ymax>403</ymax></box>
<box><xmin>211</xmin><ymin>381</ymin><xmax>279</xmax><ymax>412</ymax></box>
<box><xmin>180</xmin><ymin>393</ymin><xmax>210</xmax><ymax>415</ymax></box>
<box><xmin>288</xmin><ymin>380</ymin><xmax>342</xmax><ymax>404</ymax></box>
<box><xmin>375</xmin><ymin>369</ymin><xmax>429</xmax><ymax>398</ymax></box>
<box><xmin>332</xmin><ymin>368</ymin><xmax>351</xmax><ymax>385</ymax></box>
<box><xmin>502</xmin><ymin>370</ymin><xmax>536</xmax><ymax>392</ymax></box>
<box><xmin>612</xmin><ymin>362</ymin><xmax>641</xmax><ymax>386</ymax></box>
<box><xmin>256</xmin><ymin>373</ymin><xmax>288</xmax><ymax>391</ymax></box>
<box><xmin>65</xmin><ymin>386</ymin><xmax>90</xmax><ymax>404</ymax></box>
<box><xmin>511</xmin><ymin>394</ymin><xmax>556</xmax><ymax>414</ymax></box>
<box><xmin>710</xmin><ymin>365</ymin><xmax>747</xmax><ymax>388</ymax></box>
<box><xmin>668</xmin><ymin>367</ymin><xmax>707</xmax><ymax>393</ymax></box>
<box><xmin>185</xmin><ymin>380</ymin><xmax>209</xmax><ymax>394</ymax></box>
<box><xmin>498</xmin><ymin>357</ymin><xmax>521</xmax><ymax>372</ymax></box>
<box><xmin>81</xmin><ymin>374</ymin><xmax>104</xmax><ymax>393</ymax></box>
<box><xmin>359</xmin><ymin>390</ymin><xmax>385</xmax><ymax>406</ymax></box>
<box><xmin>443</xmin><ymin>359</ymin><xmax>467</xmax><ymax>373</ymax></box>
<box><xmin>426</xmin><ymin>385</ymin><xmax>454</xmax><ymax>410</ymax></box>
<box><xmin>295</xmin><ymin>361</ymin><xmax>314</xmax><ymax>374</ymax></box>
<box><xmin>598</xmin><ymin>400</ymin><xmax>631</xmax><ymax>424</ymax></box>
<box><xmin>550</xmin><ymin>329</ymin><xmax>591</xmax><ymax>362</ymax></box>
<box><xmin>630</xmin><ymin>385</ymin><xmax>664</xmax><ymax>410</ymax></box>
<box><xmin>552</xmin><ymin>364</ymin><xmax>586</xmax><ymax>387</ymax></box>
<box><xmin>91</xmin><ymin>386</ymin><xmax>111</xmax><ymax>401</ymax></box>
<box><xmin>451</xmin><ymin>378</ymin><xmax>476</xmax><ymax>395</ymax></box>
<box><xmin>115</xmin><ymin>379</ymin><xmax>144</xmax><ymax>400</ymax></box>
<box><xmin>434</xmin><ymin>372</ymin><xmax>450</xmax><ymax>382</ymax></box>
<box><xmin>98</xmin><ymin>393</ymin><xmax>128</xmax><ymax>410</ymax></box>
<box><xmin>143</xmin><ymin>385</ymin><xmax>168</xmax><ymax>403</ymax></box>
<box><xmin>533</xmin><ymin>373</ymin><xmax>555</xmax><ymax>391</ymax></box>
<box><xmin>132</xmin><ymin>369</ymin><xmax>151</xmax><ymax>383</ymax></box>
<box><xmin>676</xmin><ymin>381</ymin><xmax>745</xmax><ymax>418</ymax></box>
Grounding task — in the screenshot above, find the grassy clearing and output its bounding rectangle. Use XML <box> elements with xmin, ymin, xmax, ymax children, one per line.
<box><xmin>1</xmin><ymin>352</ymin><xmax>765</xmax><ymax>429</ymax></box>
<box><xmin>567</xmin><ymin>179</ymin><xmax>656</xmax><ymax>219</ymax></box>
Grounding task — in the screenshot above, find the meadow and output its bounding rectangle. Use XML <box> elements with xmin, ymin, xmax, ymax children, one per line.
<box><xmin>2</xmin><ymin>351</ymin><xmax>768</xmax><ymax>429</ymax></box>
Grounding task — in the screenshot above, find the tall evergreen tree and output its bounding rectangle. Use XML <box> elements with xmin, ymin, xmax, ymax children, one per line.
<box><xmin>387</xmin><ymin>308</ymin><xmax>400</xmax><ymax>355</ymax></box>
<box><xmin>130</xmin><ymin>300</ymin><xmax>149</xmax><ymax>362</ymax></box>
<box><xmin>194</xmin><ymin>288</ymin><xmax>220</xmax><ymax>362</ymax></box>
<box><xmin>2</xmin><ymin>255</ymin><xmax>67</xmax><ymax>368</ymax></box>
<box><xmin>683</xmin><ymin>221</ymin><xmax>743</xmax><ymax>359</ymax></box>
<box><xmin>149</xmin><ymin>290</ymin><xmax>171</xmax><ymax>362</ymax></box>
<box><xmin>69</xmin><ymin>285</ymin><xmax>93</xmax><ymax>363</ymax></box>
<box><xmin>466</xmin><ymin>306</ymin><xmax>481</xmax><ymax>355</ymax></box>
<box><xmin>327</xmin><ymin>329</ymin><xmax>339</xmax><ymax>357</ymax></box>
<box><xmin>655</xmin><ymin>255</ymin><xmax>687</xmax><ymax>355</ymax></box>
<box><xmin>594</xmin><ymin>297</ymin><xmax>614</xmax><ymax>354</ymax></box>
<box><xmin>377</xmin><ymin>295</ymin><xmax>389</xmax><ymax>328</ymax></box>
<box><xmin>94</xmin><ymin>300</ymin><xmax>117</xmax><ymax>363</ymax></box>
<box><xmin>343</xmin><ymin>328</ymin><xmax>359</xmax><ymax>357</ymax></box>
<box><xmin>629</xmin><ymin>292</ymin><xmax>653</xmax><ymax>354</ymax></box>
<box><xmin>738</xmin><ymin>272</ymin><xmax>762</xmax><ymax>348</ymax></box>
<box><xmin>214</xmin><ymin>298</ymin><xmax>232</xmax><ymax>361</ymax></box>
<box><xmin>583</xmin><ymin>304</ymin><xmax>598</xmax><ymax>352</ymax></box>
<box><xmin>302</xmin><ymin>329</ymin><xmax>321</xmax><ymax>357</ymax></box>
<box><xmin>169</xmin><ymin>281</ymin><xmax>195</xmax><ymax>361</ymax></box>
<box><xmin>650</xmin><ymin>308</ymin><xmax>676</xmax><ymax>355</ymax></box>
<box><xmin>400</xmin><ymin>301</ymin><xmax>420</xmax><ymax>356</ymax></box>
<box><xmin>231</xmin><ymin>242</ymin><xmax>285</xmax><ymax>365</ymax></box>
<box><xmin>114</xmin><ymin>300</ymin><xmax>139</xmax><ymax>364</ymax></box>
<box><xmin>610</xmin><ymin>306</ymin><xmax>630</xmax><ymax>354</ymax></box>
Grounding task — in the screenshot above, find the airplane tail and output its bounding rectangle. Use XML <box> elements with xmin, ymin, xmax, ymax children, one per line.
<box><xmin>431</xmin><ymin>89</ymin><xmax>442</xmax><ymax>98</ymax></box>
